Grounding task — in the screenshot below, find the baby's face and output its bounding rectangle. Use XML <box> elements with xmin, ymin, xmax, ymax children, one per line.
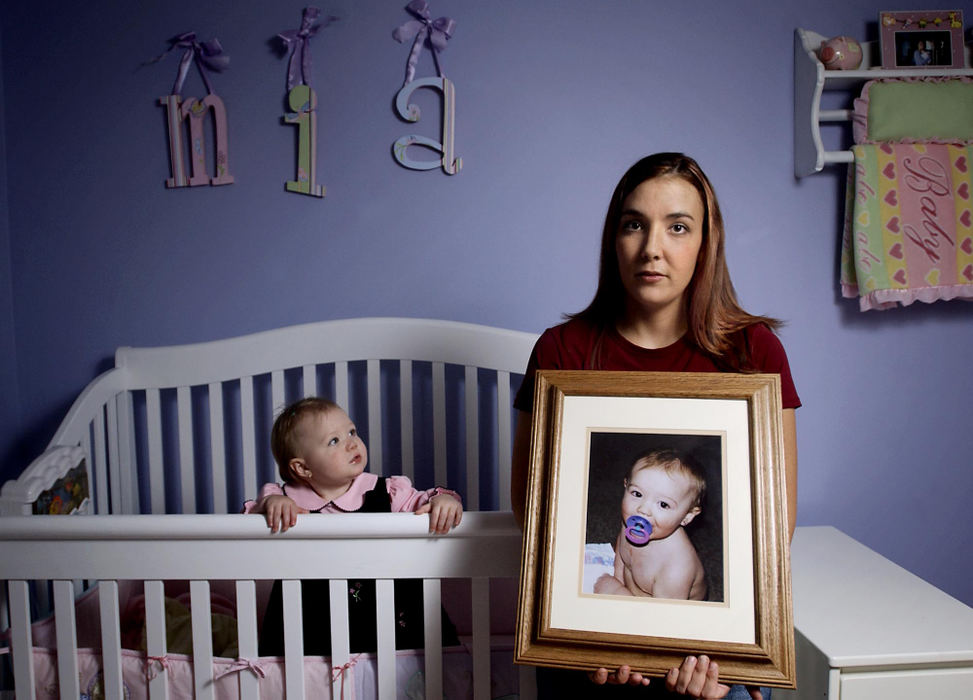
<box><xmin>292</xmin><ymin>408</ymin><xmax>368</xmax><ymax>488</ymax></box>
<box><xmin>621</xmin><ymin>465</ymin><xmax>700</xmax><ymax>541</ymax></box>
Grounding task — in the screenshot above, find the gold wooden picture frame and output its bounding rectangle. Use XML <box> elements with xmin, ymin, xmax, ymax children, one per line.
<box><xmin>515</xmin><ymin>370</ymin><xmax>796</xmax><ymax>689</ymax></box>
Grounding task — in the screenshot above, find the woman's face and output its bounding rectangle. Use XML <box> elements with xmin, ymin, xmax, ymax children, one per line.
<box><xmin>614</xmin><ymin>176</ymin><xmax>704</xmax><ymax>324</ymax></box>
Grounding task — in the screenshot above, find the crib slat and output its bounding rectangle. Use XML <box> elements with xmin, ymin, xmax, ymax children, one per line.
<box><xmin>235</xmin><ymin>580</ymin><xmax>260</xmax><ymax>700</ymax></box>
<box><xmin>375</xmin><ymin>578</ymin><xmax>397</xmax><ymax>700</ymax></box>
<box><xmin>423</xmin><ymin>579</ymin><xmax>444</xmax><ymax>700</ymax></box>
<box><xmin>432</xmin><ymin>362</ymin><xmax>447</xmax><ymax>488</ymax></box>
<box><xmin>79</xmin><ymin>428</ymin><xmax>101</xmax><ymax>517</ymax></box>
<box><xmin>497</xmin><ymin>371</ymin><xmax>512</xmax><ymax>511</ymax></box>
<box><xmin>465</xmin><ymin>365</ymin><xmax>479</xmax><ymax>510</ymax></box>
<box><xmin>98</xmin><ymin>580</ymin><xmax>125</xmax><ymax>700</ymax></box>
<box><xmin>367</xmin><ymin>358</ymin><xmax>383</xmax><ymax>475</ymax></box>
<box><xmin>520</xmin><ymin>664</ymin><xmax>538</xmax><ymax>700</ymax></box>
<box><xmin>271</xmin><ymin>369</ymin><xmax>286</xmax><ymax>473</ymax></box>
<box><xmin>106</xmin><ymin>397</ymin><xmax>122</xmax><ymax>514</ymax></box>
<box><xmin>471</xmin><ymin>577</ymin><xmax>490</xmax><ymax>700</ymax></box>
<box><xmin>191</xmin><ymin>580</ymin><xmax>216</xmax><ymax>700</ymax></box>
<box><xmin>329</xmin><ymin>578</ymin><xmax>351</xmax><ymax>696</ymax></box>
<box><xmin>272</xmin><ymin>369</ymin><xmax>285</xmax><ymax>410</ymax></box>
<box><xmin>241</xmin><ymin>377</ymin><xmax>258</xmax><ymax>501</ymax></box>
<box><xmin>178</xmin><ymin>385</ymin><xmax>195</xmax><ymax>513</ymax></box>
<box><xmin>335</xmin><ymin>360</ymin><xmax>349</xmax><ymax>411</ymax></box>
<box><xmin>282</xmin><ymin>579</ymin><xmax>306</xmax><ymax>699</ymax></box>
<box><xmin>399</xmin><ymin>360</ymin><xmax>414</xmax><ymax>481</ymax></box>
<box><xmin>54</xmin><ymin>580</ymin><xmax>81</xmax><ymax>700</ymax></box>
<box><xmin>302</xmin><ymin>363</ymin><xmax>316</xmax><ymax>398</ymax></box>
<box><xmin>146</xmin><ymin>388</ymin><xmax>166</xmax><ymax>514</ymax></box>
<box><xmin>8</xmin><ymin>580</ymin><xmax>35</xmax><ymax>700</ymax></box>
<box><xmin>91</xmin><ymin>406</ymin><xmax>108</xmax><ymax>514</ymax></box>
<box><xmin>209</xmin><ymin>382</ymin><xmax>228</xmax><ymax>514</ymax></box>
<box><xmin>144</xmin><ymin>580</ymin><xmax>169</xmax><ymax>700</ymax></box>
<box><xmin>117</xmin><ymin>391</ymin><xmax>139</xmax><ymax>513</ymax></box>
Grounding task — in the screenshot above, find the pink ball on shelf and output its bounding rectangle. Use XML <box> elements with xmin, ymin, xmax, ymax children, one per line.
<box><xmin>818</xmin><ymin>36</ymin><xmax>863</xmax><ymax>70</ymax></box>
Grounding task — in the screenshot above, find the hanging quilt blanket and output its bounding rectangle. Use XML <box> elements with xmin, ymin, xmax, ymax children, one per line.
<box><xmin>840</xmin><ymin>143</ymin><xmax>973</xmax><ymax>311</ymax></box>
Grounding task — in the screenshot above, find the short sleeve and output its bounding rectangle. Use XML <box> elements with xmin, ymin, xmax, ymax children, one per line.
<box><xmin>747</xmin><ymin>325</ymin><xmax>801</xmax><ymax>409</ymax></box>
<box><xmin>386</xmin><ymin>475</ymin><xmax>462</xmax><ymax>513</ymax></box>
<box><xmin>242</xmin><ymin>482</ymin><xmax>285</xmax><ymax>513</ymax></box>
<box><xmin>513</xmin><ymin>326</ymin><xmax>570</xmax><ymax>413</ymax></box>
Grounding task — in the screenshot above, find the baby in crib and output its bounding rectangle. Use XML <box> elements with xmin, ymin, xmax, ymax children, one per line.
<box><xmin>243</xmin><ymin>396</ymin><xmax>463</xmax><ymax>655</ymax></box>
<box><xmin>590</xmin><ymin>449</ymin><xmax>707</xmax><ymax>601</ymax></box>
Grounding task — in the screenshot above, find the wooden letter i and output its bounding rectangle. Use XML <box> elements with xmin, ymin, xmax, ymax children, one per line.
<box><xmin>285</xmin><ymin>84</ymin><xmax>325</xmax><ymax>197</ymax></box>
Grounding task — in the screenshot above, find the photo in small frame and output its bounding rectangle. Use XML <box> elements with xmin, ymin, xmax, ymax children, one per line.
<box><xmin>515</xmin><ymin>370</ymin><xmax>796</xmax><ymax>688</ymax></box>
<box><xmin>880</xmin><ymin>10</ymin><xmax>965</xmax><ymax>69</ymax></box>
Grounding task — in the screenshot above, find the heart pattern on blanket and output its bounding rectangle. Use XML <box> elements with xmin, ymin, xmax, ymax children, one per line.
<box><xmin>962</xmin><ymin>211</ymin><xmax>972</xmax><ymax>228</ymax></box>
<box><xmin>965</xmin><ymin>264</ymin><xmax>973</xmax><ymax>282</ymax></box>
<box><xmin>886</xmin><ymin>216</ymin><xmax>900</xmax><ymax>233</ymax></box>
<box><xmin>893</xmin><ymin>269</ymin><xmax>908</xmax><ymax>285</ymax></box>
<box><xmin>858</xmin><ymin>211</ymin><xmax>870</xmax><ymax>226</ymax></box>
<box><xmin>882</xmin><ymin>162</ymin><xmax>896</xmax><ymax>180</ymax></box>
<box><xmin>957</xmin><ymin>156</ymin><xmax>968</xmax><ymax>173</ymax></box>
<box><xmin>963</xmin><ymin>237</ymin><xmax>973</xmax><ymax>255</ymax></box>
<box><xmin>959</xmin><ymin>182</ymin><xmax>970</xmax><ymax>200</ymax></box>
<box><xmin>880</xmin><ymin>143</ymin><xmax>894</xmax><ymax>155</ymax></box>
<box><xmin>888</xmin><ymin>242</ymin><xmax>904</xmax><ymax>259</ymax></box>
<box><xmin>884</xmin><ymin>189</ymin><xmax>898</xmax><ymax>206</ymax></box>
<box><xmin>926</xmin><ymin>269</ymin><xmax>941</xmax><ymax>286</ymax></box>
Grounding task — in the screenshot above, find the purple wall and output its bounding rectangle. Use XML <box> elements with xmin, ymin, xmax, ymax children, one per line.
<box><xmin>3</xmin><ymin>0</ymin><xmax>973</xmax><ymax>606</ymax></box>
<box><xmin>0</xmin><ymin>24</ymin><xmax>20</xmax><ymax>472</ymax></box>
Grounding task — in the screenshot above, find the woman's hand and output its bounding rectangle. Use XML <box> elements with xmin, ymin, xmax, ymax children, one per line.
<box><xmin>588</xmin><ymin>664</ymin><xmax>651</xmax><ymax>687</ymax></box>
<box><xmin>664</xmin><ymin>655</ymin><xmax>731</xmax><ymax>699</ymax></box>
<box><xmin>417</xmin><ymin>493</ymin><xmax>463</xmax><ymax>533</ymax></box>
<box><xmin>260</xmin><ymin>494</ymin><xmax>307</xmax><ymax>533</ymax></box>
<box><xmin>589</xmin><ymin>656</ymin><xmax>736</xmax><ymax>698</ymax></box>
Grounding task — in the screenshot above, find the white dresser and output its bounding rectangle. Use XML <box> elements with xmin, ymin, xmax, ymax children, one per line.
<box><xmin>777</xmin><ymin>527</ymin><xmax>973</xmax><ymax>699</ymax></box>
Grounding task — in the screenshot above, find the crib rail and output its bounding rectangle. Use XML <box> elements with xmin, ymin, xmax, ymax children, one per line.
<box><xmin>0</xmin><ymin>512</ymin><xmax>529</xmax><ymax>700</ymax></box>
<box><xmin>1</xmin><ymin>318</ymin><xmax>537</xmax><ymax>518</ymax></box>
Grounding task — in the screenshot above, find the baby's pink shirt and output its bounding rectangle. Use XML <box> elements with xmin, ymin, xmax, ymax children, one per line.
<box><xmin>242</xmin><ymin>472</ymin><xmax>459</xmax><ymax>514</ymax></box>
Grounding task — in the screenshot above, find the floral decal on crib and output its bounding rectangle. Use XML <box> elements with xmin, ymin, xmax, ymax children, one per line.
<box><xmin>33</xmin><ymin>461</ymin><xmax>89</xmax><ymax>515</ymax></box>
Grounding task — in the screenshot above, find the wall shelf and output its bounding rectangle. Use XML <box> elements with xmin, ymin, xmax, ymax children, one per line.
<box><xmin>794</xmin><ymin>27</ymin><xmax>973</xmax><ymax>177</ymax></box>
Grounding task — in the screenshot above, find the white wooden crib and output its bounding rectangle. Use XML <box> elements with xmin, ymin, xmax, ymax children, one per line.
<box><xmin>0</xmin><ymin>317</ymin><xmax>539</xmax><ymax>700</ymax></box>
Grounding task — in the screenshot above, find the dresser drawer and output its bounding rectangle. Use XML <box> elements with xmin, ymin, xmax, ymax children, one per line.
<box><xmin>840</xmin><ymin>667</ymin><xmax>973</xmax><ymax>699</ymax></box>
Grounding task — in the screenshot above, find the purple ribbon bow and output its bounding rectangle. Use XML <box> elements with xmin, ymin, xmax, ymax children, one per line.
<box><xmin>278</xmin><ymin>7</ymin><xmax>338</xmax><ymax>90</ymax></box>
<box><xmin>155</xmin><ymin>32</ymin><xmax>229</xmax><ymax>96</ymax></box>
<box><xmin>392</xmin><ymin>0</ymin><xmax>455</xmax><ymax>85</ymax></box>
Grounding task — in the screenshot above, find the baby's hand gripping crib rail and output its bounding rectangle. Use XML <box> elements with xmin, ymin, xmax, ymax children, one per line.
<box><xmin>0</xmin><ymin>317</ymin><xmax>540</xmax><ymax>700</ymax></box>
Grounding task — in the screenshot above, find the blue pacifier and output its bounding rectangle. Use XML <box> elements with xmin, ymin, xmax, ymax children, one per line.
<box><xmin>624</xmin><ymin>515</ymin><xmax>652</xmax><ymax>546</ymax></box>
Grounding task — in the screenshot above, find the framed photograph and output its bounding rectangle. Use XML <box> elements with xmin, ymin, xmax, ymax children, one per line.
<box><xmin>880</xmin><ymin>10</ymin><xmax>965</xmax><ymax>69</ymax></box>
<box><xmin>515</xmin><ymin>370</ymin><xmax>795</xmax><ymax>689</ymax></box>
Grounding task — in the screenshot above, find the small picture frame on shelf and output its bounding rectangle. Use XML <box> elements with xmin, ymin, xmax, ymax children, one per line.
<box><xmin>880</xmin><ymin>10</ymin><xmax>965</xmax><ymax>69</ymax></box>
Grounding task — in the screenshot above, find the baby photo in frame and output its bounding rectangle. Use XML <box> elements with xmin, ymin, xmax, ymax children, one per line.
<box><xmin>880</xmin><ymin>10</ymin><xmax>965</xmax><ymax>69</ymax></box>
<box><xmin>515</xmin><ymin>370</ymin><xmax>795</xmax><ymax>689</ymax></box>
<box><xmin>583</xmin><ymin>431</ymin><xmax>725</xmax><ymax>604</ymax></box>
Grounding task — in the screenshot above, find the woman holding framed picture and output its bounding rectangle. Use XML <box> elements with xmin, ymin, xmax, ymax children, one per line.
<box><xmin>511</xmin><ymin>153</ymin><xmax>800</xmax><ymax>700</ymax></box>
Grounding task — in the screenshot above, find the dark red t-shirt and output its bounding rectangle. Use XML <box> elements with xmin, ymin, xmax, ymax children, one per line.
<box><xmin>513</xmin><ymin>318</ymin><xmax>801</xmax><ymax>412</ymax></box>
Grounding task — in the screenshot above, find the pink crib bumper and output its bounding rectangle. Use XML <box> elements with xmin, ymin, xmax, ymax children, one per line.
<box><xmin>840</xmin><ymin>143</ymin><xmax>973</xmax><ymax>311</ymax></box>
<box><xmin>20</xmin><ymin>643</ymin><xmax>520</xmax><ymax>699</ymax></box>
